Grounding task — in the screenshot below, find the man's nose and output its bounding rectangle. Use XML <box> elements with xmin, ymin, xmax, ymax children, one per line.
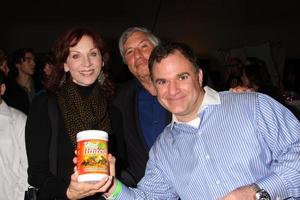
<box><xmin>134</xmin><ymin>48</ymin><xmax>142</xmax><ymax>59</ymax></box>
<box><xmin>168</xmin><ymin>81</ymin><xmax>179</xmax><ymax>95</ymax></box>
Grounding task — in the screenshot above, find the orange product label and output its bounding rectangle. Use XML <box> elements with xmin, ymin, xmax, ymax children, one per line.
<box><xmin>77</xmin><ymin>139</ymin><xmax>108</xmax><ymax>175</ymax></box>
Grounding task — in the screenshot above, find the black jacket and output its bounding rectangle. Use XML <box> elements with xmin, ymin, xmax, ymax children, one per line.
<box><xmin>26</xmin><ymin>92</ymin><xmax>105</xmax><ymax>200</ymax></box>
<box><xmin>109</xmin><ymin>79</ymin><xmax>171</xmax><ymax>186</ymax></box>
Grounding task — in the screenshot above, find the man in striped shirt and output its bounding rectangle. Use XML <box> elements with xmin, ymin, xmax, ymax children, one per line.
<box><xmin>68</xmin><ymin>42</ymin><xmax>300</xmax><ymax>200</ymax></box>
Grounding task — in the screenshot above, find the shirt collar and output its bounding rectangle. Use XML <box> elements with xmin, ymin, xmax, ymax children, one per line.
<box><xmin>171</xmin><ymin>86</ymin><xmax>220</xmax><ymax>129</ymax></box>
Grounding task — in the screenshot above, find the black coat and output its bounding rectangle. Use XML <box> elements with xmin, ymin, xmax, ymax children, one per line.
<box><xmin>26</xmin><ymin>92</ymin><xmax>105</xmax><ymax>200</ymax></box>
<box><xmin>25</xmin><ymin>93</ymin><xmax>74</xmax><ymax>199</ymax></box>
<box><xmin>109</xmin><ymin>79</ymin><xmax>171</xmax><ymax>187</ymax></box>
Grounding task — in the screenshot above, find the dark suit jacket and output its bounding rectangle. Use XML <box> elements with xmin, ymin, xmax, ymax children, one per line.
<box><xmin>109</xmin><ymin>79</ymin><xmax>171</xmax><ymax>186</ymax></box>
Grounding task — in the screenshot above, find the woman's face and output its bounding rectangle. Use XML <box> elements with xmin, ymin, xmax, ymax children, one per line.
<box><xmin>43</xmin><ymin>63</ymin><xmax>53</xmax><ymax>77</ymax></box>
<box><xmin>64</xmin><ymin>35</ymin><xmax>102</xmax><ymax>86</ymax></box>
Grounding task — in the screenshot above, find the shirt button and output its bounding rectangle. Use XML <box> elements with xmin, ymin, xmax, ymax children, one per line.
<box><xmin>216</xmin><ymin>180</ymin><xmax>221</xmax><ymax>185</ymax></box>
<box><xmin>205</xmin><ymin>155</ymin><xmax>210</xmax><ymax>160</ymax></box>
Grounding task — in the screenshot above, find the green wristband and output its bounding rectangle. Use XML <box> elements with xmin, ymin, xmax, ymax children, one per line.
<box><xmin>105</xmin><ymin>179</ymin><xmax>122</xmax><ymax>200</ymax></box>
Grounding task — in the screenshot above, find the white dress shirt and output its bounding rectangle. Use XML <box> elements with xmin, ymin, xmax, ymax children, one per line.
<box><xmin>0</xmin><ymin>100</ymin><xmax>28</xmax><ymax>200</ymax></box>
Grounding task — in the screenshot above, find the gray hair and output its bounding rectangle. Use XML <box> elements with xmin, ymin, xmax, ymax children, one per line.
<box><xmin>119</xmin><ymin>27</ymin><xmax>160</xmax><ymax>63</ymax></box>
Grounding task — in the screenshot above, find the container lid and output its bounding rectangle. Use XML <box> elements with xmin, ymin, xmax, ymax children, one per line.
<box><xmin>76</xmin><ymin>130</ymin><xmax>108</xmax><ymax>141</ymax></box>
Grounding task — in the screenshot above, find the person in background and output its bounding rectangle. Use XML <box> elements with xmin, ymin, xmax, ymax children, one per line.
<box><xmin>244</xmin><ymin>56</ymin><xmax>283</xmax><ymax>91</ymax></box>
<box><xmin>0</xmin><ymin>49</ymin><xmax>10</xmax><ymax>77</ymax></box>
<box><xmin>241</xmin><ymin>64</ymin><xmax>300</xmax><ymax>119</ymax></box>
<box><xmin>230</xmin><ymin>63</ymin><xmax>284</xmax><ymax>101</ymax></box>
<box><xmin>109</xmin><ymin>27</ymin><xmax>171</xmax><ymax>187</ymax></box>
<box><xmin>0</xmin><ymin>70</ymin><xmax>28</xmax><ymax>200</ymax></box>
<box><xmin>34</xmin><ymin>51</ymin><xmax>55</xmax><ymax>93</ymax></box>
<box><xmin>68</xmin><ymin>42</ymin><xmax>300</xmax><ymax>200</ymax></box>
<box><xmin>223</xmin><ymin>57</ymin><xmax>244</xmax><ymax>90</ymax></box>
<box><xmin>244</xmin><ymin>57</ymin><xmax>267</xmax><ymax>68</ymax></box>
<box><xmin>43</xmin><ymin>52</ymin><xmax>55</xmax><ymax>80</ymax></box>
<box><xmin>25</xmin><ymin>27</ymin><xmax>112</xmax><ymax>200</ymax></box>
<box><xmin>3</xmin><ymin>48</ymin><xmax>42</xmax><ymax>114</ymax></box>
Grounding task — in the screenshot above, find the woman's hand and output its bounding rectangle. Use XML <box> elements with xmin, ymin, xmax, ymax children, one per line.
<box><xmin>66</xmin><ymin>154</ymin><xmax>116</xmax><ymax>200</ymax></box>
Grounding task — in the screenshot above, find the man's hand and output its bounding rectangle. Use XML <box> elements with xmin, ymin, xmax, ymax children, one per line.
<box><xmin>66</xmin><ymin>154</ymin><xmax>117</xmax><ymax>200</ymax></box>
<box><xmin>218</xmin><ymin>185</ymin><xmax>256</xmax><ymax>200</ymax></box>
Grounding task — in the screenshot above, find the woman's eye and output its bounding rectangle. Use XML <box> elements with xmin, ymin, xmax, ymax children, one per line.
<box><xmin>72</xmin><ymin>54</ymin><xmax>80</xmax><ymax>59</ymax></box>
<box><xmin>90</xmin><ymin>51</ymin><xmax>98</xmax><ymax>57</ymax></box>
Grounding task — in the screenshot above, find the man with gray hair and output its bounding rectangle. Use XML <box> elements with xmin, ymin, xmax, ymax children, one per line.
<box><xmin>110</xmin><ymin>27</ymin><xmax>171</xmax><ymax>187</ymax></box>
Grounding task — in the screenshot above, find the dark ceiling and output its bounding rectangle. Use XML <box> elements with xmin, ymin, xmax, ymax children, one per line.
<box><xmin>2</xmin><ymin>0</ymin><xmax>300</xmax><ymax>29</ymax></box>
<box><xmin>1</xmin><ymin>0</ymin><xmax>300</xmax><ymax>57</ymax></box>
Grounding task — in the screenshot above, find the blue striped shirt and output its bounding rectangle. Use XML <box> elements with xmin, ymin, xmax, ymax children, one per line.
<box><xmin>117</xmin><ymin>88</ymin><xmax>300</xmax><ymax>200</ymax></box>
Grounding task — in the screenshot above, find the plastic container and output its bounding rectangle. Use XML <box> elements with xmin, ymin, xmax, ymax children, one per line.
<box><xmin>76</xmin><ymin>130</ymin><xmax>109</xmax><ymax>182</ymax></box>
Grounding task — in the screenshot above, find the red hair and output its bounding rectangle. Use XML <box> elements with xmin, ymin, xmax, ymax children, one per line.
<box><xmin>46</xmin><ymin>27</ymin><xmax>106</xmax><ymax>92</ymax></box>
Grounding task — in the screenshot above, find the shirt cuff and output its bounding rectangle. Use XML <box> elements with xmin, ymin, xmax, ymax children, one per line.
<box><xmin>116</xmin><ymin>184</ymin><xmax>133</xmax><ymax>199</ymax></box>
<box><xmin>256</xmin><ymin>172</ymin><xmax>289</xmax><ymax>199</ymax></box>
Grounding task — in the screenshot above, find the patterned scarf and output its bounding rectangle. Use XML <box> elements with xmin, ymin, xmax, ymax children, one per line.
<box><xmin>57</xmin><ymin>78</ymin><xmax>111</xmax><ymax>148</ymax></box>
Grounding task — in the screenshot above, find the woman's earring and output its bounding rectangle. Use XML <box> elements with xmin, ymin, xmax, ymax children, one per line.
<box><xmin>59</xmin><ymin>72</ymin><xmax>67</xmax><ymax>87</ymax></box>
<box><xmin>98</xmin><ymin>70</ymin><xmax>105</xmax><ymax>85</ymax></box>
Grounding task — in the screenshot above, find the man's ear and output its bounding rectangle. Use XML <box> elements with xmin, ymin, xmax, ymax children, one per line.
<box><xmin>0</xmin><ymin>84</ymin><xmax>6</xmax><ymax>96</ymax></box>
<box><xmin>197</xmin><ymin>69</ymin><xmax>203</xmax><ymax>86</ymax></box>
